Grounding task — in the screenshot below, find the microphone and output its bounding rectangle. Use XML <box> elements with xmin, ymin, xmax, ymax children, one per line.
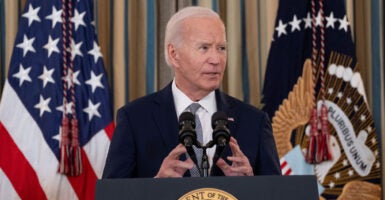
<box><xmin>211</xmin><ymin>111</ymin><xmax>230</xmax><ymax>164</ymax></box>
<box><xmin>178</xmin><ymin>111</ymin><xmax>198</xmax><ymax>165</ymax></box>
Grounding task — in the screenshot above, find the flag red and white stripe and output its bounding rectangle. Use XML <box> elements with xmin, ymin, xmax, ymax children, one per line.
<box><xmin>0</xmin><ymin>82</ymin><xmax>113</xmax><ymax>199</ymax></box>
<box><xmin>280</xmin><ymin>158</ymin><xmax>293</xmax><ymax>176</ymax></box>
<box><xmin>0</xmin><ymin>0</ymin><xmax>115</xmax><ymax>199</ymax></box>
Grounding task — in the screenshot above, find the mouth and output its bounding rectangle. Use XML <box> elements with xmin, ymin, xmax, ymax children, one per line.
<box><xmin>203</xmin><ymin>72</ymin><xmax>221</xmax><ymax>79</ymax></box>
<box><xmin>203</xmin><ymin>72</ymin><xmax>220</xmax><ymax>76</ymax></box>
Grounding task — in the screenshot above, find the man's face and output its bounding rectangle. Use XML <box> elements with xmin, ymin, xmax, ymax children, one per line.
<box><xmin>170</xmin><ymin>17</ymin><xmax>227</xmax><ymax>100</ymax></box>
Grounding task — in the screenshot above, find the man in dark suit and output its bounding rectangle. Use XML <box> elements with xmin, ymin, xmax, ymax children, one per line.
<box><xmin>103</xmin><ymin>6</ymin><xmax>281</xmax><ymax>178</ymax></box>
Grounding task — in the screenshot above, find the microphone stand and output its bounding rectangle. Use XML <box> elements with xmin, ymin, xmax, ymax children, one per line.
<box><xmin>201</xmin><ymin>147</ymin><xmax>209</xmax><ymax>177</ymax></box>
<box><xmin>198</xmin><ymin>141</ymin><xmax>215</xmax><ymax>177</ymax></box>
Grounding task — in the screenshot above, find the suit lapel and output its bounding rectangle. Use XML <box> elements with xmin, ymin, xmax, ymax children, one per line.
<box><xmin>215</xmin><ymin>90</ymin><xmax>238</xmax><ymax>140</ymax></box>
<box><xmin>211</xmin><ymin>90</ymin><xmax>239</xmax><ymax>176</ymax></box>
<box><xmin>152</xmin><ymin>83</ymin><xmax>179</xmax><ymax>151</ymax></box>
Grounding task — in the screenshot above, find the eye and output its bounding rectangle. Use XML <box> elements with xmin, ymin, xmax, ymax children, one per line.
<box><xmin>199</xmin><ymin>45</ymin><xmax>209</xmax><ymax>51</ymax></box>
<box><xmin>218</xmin><ymin>46</ymin><xmax>226</xmax><ymax>52</ymax></box>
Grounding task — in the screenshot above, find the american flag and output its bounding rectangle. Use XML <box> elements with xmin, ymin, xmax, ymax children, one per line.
<box><xmin>0</xmin><ymin>0</ymin><xmax>114</xmax><ymax>199</ymax></box>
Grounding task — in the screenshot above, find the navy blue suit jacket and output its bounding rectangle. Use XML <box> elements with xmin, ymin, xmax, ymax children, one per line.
<box><xmin>103</xmin><ymin>83</ymin><xmax>281</xmax><ymax>178</ymax></box>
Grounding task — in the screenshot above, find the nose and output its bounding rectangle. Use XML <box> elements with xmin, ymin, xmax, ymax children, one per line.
<box><xmin>208</xmin><ymin>49</ymin><xmax>221</xmax><ymax>65</ymax></box>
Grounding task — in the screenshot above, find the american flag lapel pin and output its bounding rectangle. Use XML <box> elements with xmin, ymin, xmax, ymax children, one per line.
<box><xmin>227</xmin><ymin>117</ymin><xmax>234</xmax><ymax>122</ymax></box>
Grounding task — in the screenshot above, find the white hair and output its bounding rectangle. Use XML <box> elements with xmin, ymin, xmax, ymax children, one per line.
<box><xmin>164</xmin><ymin>6</ymin><xmax>221</xmax><ymax>67</ymax></box>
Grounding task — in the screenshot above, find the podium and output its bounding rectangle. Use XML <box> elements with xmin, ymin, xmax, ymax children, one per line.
<box><xmin>95</xmin><ymin>175</ymin><xmax>319</xmax><ymax>200</ymax></box>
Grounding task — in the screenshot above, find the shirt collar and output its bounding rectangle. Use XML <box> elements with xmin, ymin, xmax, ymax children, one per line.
<box><xmin>172</xmin><ymin>79</ymin><xmax>217</xmax><ymax>118</ymax></box>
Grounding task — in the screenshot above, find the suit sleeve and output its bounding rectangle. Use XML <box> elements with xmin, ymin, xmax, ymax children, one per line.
<box><xmin>102</xmin><ymin>107</ymin><xmax>137</xmax><ymax>178</ymax></box>
<box><xmin>255</xmin><ymin>112</ymin><xmax>282</xmax><ymax>175</ymax></box>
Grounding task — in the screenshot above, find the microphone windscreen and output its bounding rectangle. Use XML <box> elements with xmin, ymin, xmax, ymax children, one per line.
<box><xmin>211</xmin><ymin>111</ymin><xmax>227</xmax><ymax>128</ymax></box>
<box><xmin>179</xmin><ymin>111</ymin><xmax>194</xmax><ymax>122</ymax></box>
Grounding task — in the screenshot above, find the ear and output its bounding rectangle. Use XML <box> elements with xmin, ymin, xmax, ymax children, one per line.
<box><xmin>167</xmin><ymin>44</ymin><xmax>180</xmax><ymax>68</ymax></box>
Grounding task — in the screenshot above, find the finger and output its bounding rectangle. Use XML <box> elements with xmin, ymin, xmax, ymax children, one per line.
<box><xmin>219</xmin><ymin>162</ymin><xmax>253</xmax><ymax>176</ymax></box>
<box><xmin>230</xmin><ymin>136</ymin><xmax>238</xmax><ymax>144</ymax></box>
<box><xmin>164</xmin><ymin>170</ymin><xmax>184</xmax><ymax>178</ymax></box>
<box><xmin>168</xmin><ymin>144</ymin><xmax>187</xmax><ymax>159</ymax></box>
<box><xmin>185</xmin><ymin>157</ymin><xmax>195</xmax><ymax>166</ymax></box>
<box><xmin>216</xmin><ymin>158</ymin><xmax>228</xmax><ymax>168</ymax></box>
<box><xmin>216</xmin><ymin>158</ymin><xmax>242</xmax><ymax>176</ymax></box>
<box><xmin>157</xmin><ymin>159</ymin><xmax>193</xmax><ymax>178</ymax></box>
<box><xmin>174</xmin><ymin>159</ymin><xmax>195</xmax><ymax>175</ymax></box>
<box><xmin>227</xmin><ymin>165</ymin><xmax>252</xmax><ymax>174</ymax></box>
<box><xmin>164</xmin><ymin>157</ymin><xmax>194</xmax><ymax>173</ymax></box>
<box><xmin>156</xmin><ymin>144</ymin><xmax>189</xmax><ymax>178</ymax></box>
<box><xmin>226</xmin><ymin>155</ymin><xmax>247</xmax><ymax>164</ymax></box>
<box><xmin>228</xmin><ymin>140</ymin><xmax>244</xmax><ymax>157</ymax></box>
<box><xmin>156</xmin><ymin>165</ymin><xmax>183</xmax><ymax>178</ymax></box>
<box><xmin>229</xmin><ymin>138</ymin><xmax>249</xmax><ymax>158</ymax></box>
<box><xmin>216</xmin><ymin>158</ymin><xmax>231</xmax><ymax>172</ymax></box>
<box><xmin>174</xmin><ymin>159</ymin><xmax>194</xmax><ymax>170</ymax></box>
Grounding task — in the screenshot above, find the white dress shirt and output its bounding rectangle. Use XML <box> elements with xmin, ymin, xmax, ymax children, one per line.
<box><xmin>172</xmin><ymin>80</ymin><xmax>217</xmax><ymax>171</ymax></box>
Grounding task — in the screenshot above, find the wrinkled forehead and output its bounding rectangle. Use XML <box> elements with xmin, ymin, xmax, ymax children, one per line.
<box><xmin>181</xmin><ymin>16</ymin><xmax>226</xmax><ymax>36</ymax></box>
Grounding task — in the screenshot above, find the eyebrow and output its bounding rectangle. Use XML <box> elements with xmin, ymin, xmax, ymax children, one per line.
<box><xmin>196</xmin><ymin>41</ymin><xmax>227</xmax><ymax>46</ymax></box>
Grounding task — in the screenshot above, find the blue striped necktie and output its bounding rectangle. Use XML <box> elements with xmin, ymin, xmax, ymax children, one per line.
<box><xmin>186</xmin><ymin>103</ymin><xmax>202</xmax><ymax>177</ymax></box>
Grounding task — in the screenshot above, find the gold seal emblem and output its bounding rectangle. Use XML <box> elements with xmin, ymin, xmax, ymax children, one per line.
<box><xmin>178</xmin><ymin>188</ymin><xmax>237</xmax><ymax>200</ymax></box>
<box><xmin>272</xmin><ymin>55</ymin><xmax>381</xmax><ymax>199</ymax></box>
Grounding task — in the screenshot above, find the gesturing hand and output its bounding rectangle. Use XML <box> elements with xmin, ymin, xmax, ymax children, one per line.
<box><xmin>216</xmin><ymin>137</ymin><xmax>254</xmax><ymax>176</ymax></box>
<box><xmin>155</xmin><ymin>144</ymin><xmax>194</xmax><ymax>178</ymax></box>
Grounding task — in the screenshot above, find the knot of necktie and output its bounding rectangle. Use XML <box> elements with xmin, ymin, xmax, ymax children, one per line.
<box><xmin>187</xmin><ymin>103</ymin><xmax>201</xmax><ymax>114</ymax></box>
